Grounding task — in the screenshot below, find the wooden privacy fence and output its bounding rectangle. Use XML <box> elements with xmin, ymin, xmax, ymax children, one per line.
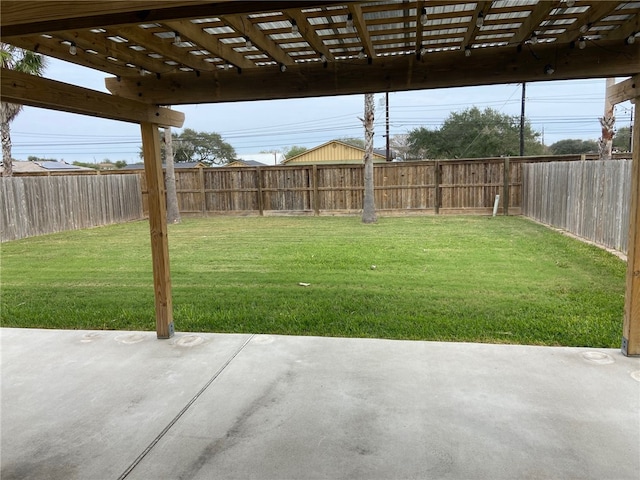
<box><xmin>138</xmin><ymin>157</ymin><xmax>539</xmax><ymax>217</ymax></box>
<box><xmin>136</xmin><ymin>154</ymin><xmax>628</xmax><ymax>217</ymax></box>
<box><xmin>522</xmin><ymin>159</ymin><xmax>632</xmax><ymax>254</ymax></box>
<box><xmin>1</xmin><ymin>174</ymin><xmax>143</xmax><ymax>242</ymax></box>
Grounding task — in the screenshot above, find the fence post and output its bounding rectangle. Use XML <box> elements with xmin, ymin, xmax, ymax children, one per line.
<box><xmin>256</xmin><ymin>167</ymin><xmax>264</xmax><ymax>216</ymax></box>
<box><xmin>199</xmin><ymin>167</ymin><xmax>206</xmax><ymax>215</ymax></box>
<box><xmin>313</xmin><ymin>164</ymin><xmax>319</xmax><ymax>215</ymax></box>
<box><xmin>503</xmin><ymin>157</ymin><xmax>510</xmax><ymax>216</ymax></box>
<box><xmin>434</xmin><ymin>161</ymin><xmax>441</xmax><ymax>214</ymax></box>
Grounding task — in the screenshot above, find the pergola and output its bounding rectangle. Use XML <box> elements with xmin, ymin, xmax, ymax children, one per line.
<box><xmin>1</xmin><ymin>1</ymin><xmax>638</xmax><ymax>354</ymax></box>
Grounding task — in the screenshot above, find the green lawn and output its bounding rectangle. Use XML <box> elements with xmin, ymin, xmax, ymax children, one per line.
<box><xmin>0</xmin><ymin>216</ymin><xmax>626</xmax><ymax>347</ymax></box>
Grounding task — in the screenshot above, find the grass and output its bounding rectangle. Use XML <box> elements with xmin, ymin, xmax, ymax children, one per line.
<box><xmin>0</xmin><ymin>216</ymin><xmax>626</xmax><ymax>347</ymax></box>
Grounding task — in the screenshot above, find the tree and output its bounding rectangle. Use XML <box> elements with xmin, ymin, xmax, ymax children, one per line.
<box><xmin>27</xmin><ymin>155</ymin><xmax>58</xmax><ymax>162</ymax></box>
<box><xmin>282</xmin><ymin>145</ymin><xmax>308</xmax><ymax>159</ymax></box>
<box><xmin>360</xmin><ymin>94</ymin><xmax>377</xmax><ymax>224</ymax></box>
<box><xmin>140</xmin><ymin>128</ymin><xmax>234</xmax><ymax>165</ymax></box>
<box><xmin>407</xmin><ymin>106</ymin><xmax>544</xmax><ymax>159</ymax></box>
<box><xmin>549</xmin><ymin>139</ymin><xmax>599</xmax><ymax>155</ymax></box>
<box><xmin>1</xmin><ymin>44</ymin><xmax>47</xmax><ymax>176</ymax></box>
<box><xmin>389</xmin><ymin>134</ymin><xmax>411</xmax><ymax>161</ymax></box>
<box><xmin>613</xmin><ymin>126</ymin><xmax>632</xmax><ymax>152</ymax></box>
<box><xmin>72</xmin><ymin>161</ymin><xmax>99</xmax><ymax>170</ymax></box>
<box><xmin>164</xmin><ymin>125</ymin><xmax>180</xmax><ymax>224</ymax></box>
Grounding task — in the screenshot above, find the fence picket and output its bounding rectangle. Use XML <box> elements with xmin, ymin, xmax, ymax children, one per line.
<box><xmin>1</xmin><ymin>175</ymin><xmax>143</xmax><ymax>242</ymax></box>
<box><xmin>522</xmin><ymin>160</ymin><xmax>631</xmax><ymax>254</ymax></box>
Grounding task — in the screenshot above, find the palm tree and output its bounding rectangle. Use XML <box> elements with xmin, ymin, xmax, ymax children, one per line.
<box><xmin>361</xmin><ymin>93</ymin><xmax>377</xmax><ymax>224</ymax></box>
<box><xmin>1</xmin><ymin>43</ymin><xmax>47</xmax><ymax>176</ymax></box>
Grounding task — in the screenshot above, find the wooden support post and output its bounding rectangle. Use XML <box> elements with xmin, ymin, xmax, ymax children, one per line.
<box><xmin>140</xmin><ymin>122</ymin><xmax>174</xmax><ymax>339</ymax></box>
<box><xmin>199</xmin><ymin>167</ymin><xmax>206</xmax><ymax>215</ymax></box>
<box><xmin>622</xmin><ymin>97</ymin><xmax>640</xmax><ymax>356</ymax></box>
<box><xmin>434</xmin><ymin>161</ymin><xmax>441</xmax><ymax>214</ymax></box>
<box><xmin>503</xmin><ymin>157</ymin><xmax>510</xmax><ymax>216</ymax></box>
<box><xmin>313</xmin><ymin>164</ymin><xmax>319</xmax><ymax>215</ymax></box>
<box><xmin>256</xmin><ymin>167</ymin><xmax>264</xmax><ymax>216</ymax></box>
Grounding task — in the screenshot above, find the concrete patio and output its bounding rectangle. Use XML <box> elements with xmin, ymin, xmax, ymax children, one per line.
<box><xmin>1</xmin><ymin>327</ymin><xmax>639</xmax><ymax>479</ymax></box>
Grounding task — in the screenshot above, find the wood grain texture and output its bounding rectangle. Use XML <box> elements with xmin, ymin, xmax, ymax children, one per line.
<box><xmin>623</xmin><ymin>99</ymin><xmax>640</xmax><ymax>355</ymax></box>
<box><xmin>105</xmin><ymin>40</ymin><xmax>640</xmax><ymax>105</ymax></box>
<box><xmin>141</xmin><ymin>123</ymin><xmax>174</xmax><ymax>339</ymax></box>
<box><xmin>1</xmin><ymin>69</ymin><xmax>185</xmax><ymax>127</ymax></box>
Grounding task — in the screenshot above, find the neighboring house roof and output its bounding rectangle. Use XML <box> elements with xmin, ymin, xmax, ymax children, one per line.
<box><xmin>38</xmin><ymin>161</ymin><xmax>86</xmax><ymax>170</ymax></box>
<box><xmin>2</xmin><ymin>161</ymin><xmax>48</xmax><ymax>173</ymax></box>
<box><xmin>121</xmin><ymin>161</ymin><xmax>206</xmax><ymax>170</ymax></box>
<box><xmin>237</xmin><ymin>153</ymin><xmax>281</xmax><ymax>165</ymax></box>
<box><xmin>227</xmin><ymin>159</ymin><xmax>267</xmax><ymax>167</ymax></box>
<box><xmin>1</xmin><ymin>161</ymin><xmax>94</xmax><ymax>173</ymax></box>
<box><xmin>374</xmin><ymin>148</ymin><xmax>398</xmax><ymax>159</ymax></box>
<box><xmin>282</xmin><ymin>140</ymin><xmax>387</xmax><ymax>165</ymax></box>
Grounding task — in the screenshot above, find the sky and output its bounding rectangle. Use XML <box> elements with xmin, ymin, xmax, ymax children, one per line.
<box><xmin>10</xmin><ymin>57</ymin><xmax>635</xmax><ymax>165</ymax></box>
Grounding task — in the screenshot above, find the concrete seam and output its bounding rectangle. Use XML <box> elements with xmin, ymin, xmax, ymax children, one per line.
<box><xmin>117</xmin><ymin>334</ymin><xmax>256</xmax><ymax>480</ymax></box>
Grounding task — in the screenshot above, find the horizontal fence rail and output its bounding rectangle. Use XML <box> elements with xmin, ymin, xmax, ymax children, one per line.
<box><xmin>1</xmin><ymin>174</ymin><xmax>143</xmax><ymax>242</ymax></box>
<box><xmin>5</xmin><ymin>153</ymin><xmax>631</xmax><ymax>242</ymax></box>
<box><xmin>131</xmin><ymin>155</ymin><xmax>596</xmax><ymax>217</ymax></box>
<box><xmin>522</xmin><ymin>159</ymin><xmax>631</xmax><ymax>254</ymax></box>
<box><xmin>135</xmin><ymin>160</ymin><xmax>520</xmax><ymax>216</ymax></box>
<box><xmin>127</xmin><ymin>154</ymin><xmax>628</xmax><ymax>217</ymax></box>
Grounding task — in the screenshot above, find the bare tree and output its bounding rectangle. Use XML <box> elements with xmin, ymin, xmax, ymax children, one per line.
<box><xmin>164</xmin><ymin>125</ymin><xmax>181</xmax><ymax>224</ymax></box>
<box><xmin>361</xmin><ymin>93</ymin><xmax>377</xmax><ymax>224</ymax></box>
<box><xmin>390</xmin><ymin>134</ymin><xmax>411</xmax><ymax>161</ymax></box>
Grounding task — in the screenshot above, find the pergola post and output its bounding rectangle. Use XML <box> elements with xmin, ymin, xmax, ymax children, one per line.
<box><xmin>622</xmin><ymin>94</ymin><xmax>640</xmax><ymax>356</ymax></box>
<box><xmin>141</xmin><ymin>122</ymin><xmax>174</xmax><ymax>339</ymax></box>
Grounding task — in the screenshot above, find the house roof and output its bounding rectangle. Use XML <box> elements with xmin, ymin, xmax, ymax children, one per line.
<box><xmin>227</xmin><ymin>159</ymin><xmax>268</xmax><ymax>167</ymax></box>
<box><xmin>282</xmin><ymin>140</ymin><xmax>386</xmax><ymax>164</ymax></box>
<box><xmin>38</xmin><ymin>161</ymin><xmax>92</xmax><ymax>171</ymax></box>
<box><xmin>1</xmin><ymin>161</ymin><xmax>94</xmax><ymax>173</ymax></box>
<box><xmin>121</xmin><ymin>161</ymin><xmax>205</xmax><ymax>170</ymax></box>
<box><xmin>237</xmin><ymin>153</ymin><xmax>282</xmax><ymax>165</ymax></box>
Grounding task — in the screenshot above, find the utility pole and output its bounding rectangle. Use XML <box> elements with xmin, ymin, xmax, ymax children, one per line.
<box><xmin>386</xmin><ymin>91</ymin><xmax>390</xmax><ymax>161</ymax></box>
<box><xmin>520</xmin><ymin>83</ymin><xmax>526</xmax><ymax>157</ymax></box>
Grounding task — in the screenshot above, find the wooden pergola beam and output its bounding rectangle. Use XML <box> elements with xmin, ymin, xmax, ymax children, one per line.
<box><xmin>348</xmin><ymin>4</ymin><xmax>374</xmax><ymax>60</ymax></box>
<box><xmin>2</xmin><ymin>68</ymin><xmax>183</xmax><ymax>339</ymax></box>
<box><xmin>285</xmin><ymin>10</ymin><xmax>335</xmax><ymax>62</ymax></box>
<box><xmin>0</xmin><ymin>1</ymin><xmax>347</xmax><ymax>39</ymax></box>
<box><xmin>7</xmin><ymin>34</ymin><xmax>140</xmax><ymax>77</ymax></box>
<box><xmin>105</xmin><ymin>40</ymin><xmax>640</xmax><ymax>105</ymax></box>
<box><xmin>116</xmin><ymin>25</ymin><xmax>218</xmax><ymax>73</ymax></box>
<box><xmin>414</xmin><ymin>0</ymin><xmax>425</xmax><ymax>56</ymax></box>
<box><xmin>511</xmin><ymin>3</ymin><xmax>556</xmax><ymax>45</ymax></box>
<box><xmin>555</xmin><ymin>2</ymin><xmax>620</xmax><ymax>44</ymax></box>
<box><xmin>608</xmin><ymin>75</ymin><xmax>638</xmax><ymax>105</ymax></box>
<box><xmin>163</xmin><ymin>20</ymin><xmax>255</xmax><ymax>69</ymax></box>
<box><xmin>1</xmin><ymin>68</ymin><xmax>185</xmax><ymax>127</ymax></box>
<box><xmin>221</xmin><ymin>14</ymin><xmax>294</xmax><ymax>66</ymax></box>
